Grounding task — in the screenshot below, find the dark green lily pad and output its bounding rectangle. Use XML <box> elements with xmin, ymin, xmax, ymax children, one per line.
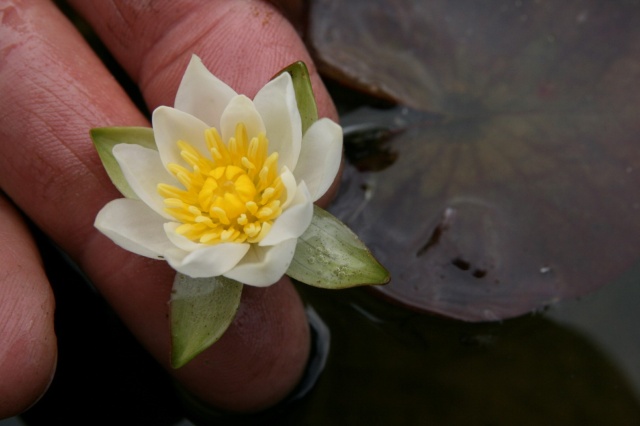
<box><xmin>309</xmin><ymin>0</ymin><xmax>640</xmax><ymax>320</ymax></box>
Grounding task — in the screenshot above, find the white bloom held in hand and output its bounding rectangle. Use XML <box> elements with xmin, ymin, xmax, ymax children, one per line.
<box><xmin>95</xmin><ymin>55</ymin><xmax>342</xmax><ymax>286</ymax></box>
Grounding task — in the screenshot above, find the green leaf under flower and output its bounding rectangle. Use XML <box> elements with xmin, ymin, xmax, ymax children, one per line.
<box><xmin>288</xmin><ymin>206</ymin><xmax>390</xmax><ymax>288</ymax></box>
<box><xmin>277</xmin><ymin>62</ymin><xmax>319</xmax><ymax>134</ymax></box>
<box><xmin>91</xmin><ymin>126</ymin><xmax>157</xmax><ymax>199</ymax></box>
<box><xmin>170</xmin><ymin>273</ymin><xmax>243</xmax><ymax>368</ymax></box>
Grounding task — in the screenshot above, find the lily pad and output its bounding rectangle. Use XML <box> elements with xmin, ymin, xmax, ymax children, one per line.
<box><xmin>309</xmin><ymin>0</ymin><xmax>640</xmax><ymax>320</ymax></box>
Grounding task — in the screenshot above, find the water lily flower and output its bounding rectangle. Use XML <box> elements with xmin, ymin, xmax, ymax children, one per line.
<box><xmin>95</xmin><ymin>55</ymin><xmax>342</xmax><ymax>286</ymax></box>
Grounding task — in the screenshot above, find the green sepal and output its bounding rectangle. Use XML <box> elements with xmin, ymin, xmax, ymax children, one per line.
<box><xmin>277</xmin><ymin>62</ymin><xmax>319</xmax><ymax>134</ymax></box>
<box><xmin>287</xmin><ymin>206</ymin><xmax>390</xmax><ymax>289</ymax></box>
<box><xmin>90</xmin><ymin>126</ymin><xmax>156</xmax><ymax>199</ymax></box>
<box><xmin>170</xmin><ymin>273</ymin><xmax>243</xmax><ymax>369</ymax></box>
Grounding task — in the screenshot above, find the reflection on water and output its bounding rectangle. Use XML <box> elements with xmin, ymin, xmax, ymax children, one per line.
<box><xmin>547</xmin><ymin>262</ymin><xmax>640</xmax><ymax>402</ymax></box>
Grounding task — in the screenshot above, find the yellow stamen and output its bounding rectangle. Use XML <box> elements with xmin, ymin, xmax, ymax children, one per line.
<box><xmin>158</xmin><ymin>123</ymin><xmax>285</xmax><ymax>245</ymax></box>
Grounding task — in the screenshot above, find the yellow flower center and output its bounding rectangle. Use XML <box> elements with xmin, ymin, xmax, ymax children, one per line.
<box><xmin>157</xmin><ymin>123</ymin><xmax>285</xmax><ymax>244</ymax></box>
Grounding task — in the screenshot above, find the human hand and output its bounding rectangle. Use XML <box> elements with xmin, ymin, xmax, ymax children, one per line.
<box><xmin>0</xmin><ymin>0</ymin><xmax>339</xmax><ymax>417</ymax></box>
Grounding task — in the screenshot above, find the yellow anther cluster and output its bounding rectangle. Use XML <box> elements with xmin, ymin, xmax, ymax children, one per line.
<box><xmin>158</xmin><ymin>123</ymin><xmax>285</xmax><ymax>244</ymax></box>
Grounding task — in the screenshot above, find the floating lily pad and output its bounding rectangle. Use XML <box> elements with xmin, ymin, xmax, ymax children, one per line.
<box><xmin>309</xmin><ymin>0</ymin><xmax>640</xmax><ymax>320</ymax></box>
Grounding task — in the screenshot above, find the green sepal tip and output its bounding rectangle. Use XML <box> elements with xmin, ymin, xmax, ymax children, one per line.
<box><xmin>90</xmin><ymin>126</ymin><xmax>156</xmax><ymax>199</ymax></box>
<box><xmin>170</xmin><ymin>273</ymin><xmax>243</xmax><ymax>369</ymax></box>
<box><xmin>288</xmin><ymin>206</ymin><xmax>390</xmax><ymax>289</ymax></box>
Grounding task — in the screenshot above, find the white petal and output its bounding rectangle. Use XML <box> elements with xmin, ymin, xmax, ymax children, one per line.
<box><xmin>174</xmin><ymin>55</ymin><xmax>237</xmax><ymax>128</ymax></box>
<box><xmin>279</xmin><ymin>166</ymin><xmax>298</xmax><ymax>210</ymax></box>
<box><xmin>253</xmin><ymin>73</ymin><xmax>302</xmax><ymax>171</ymax></box>
<box><xmin>113</xmin><ymin>144</ymin><xmax>175</xmax><ymax>219</ymax></box>
<box><xmin>164</xmin><ymin>242</ymin><xmax>250</xmax><ymax>278</ymax></box>
<box><xmin>259</xmin><ymin>181</ymin><xmax>312</xmax><ymax>247</ymax></box>
<box><xmin>164</xmin><ymin>222</ymin><xmax>203</xmax><ymax>252</ymax></box>
<box><xmin>223</xmin><ymin>239</ymin><xmax>298</xmax><ymax>287</ymax></box>
<box><xmin>152</xmin><ymin>106</ymin><xmax>210</xmax><ymax>171</ymax></box>
<box><xmin>294</xmin><ymin>118</ymin><xmax>343</xmax><ymax>202</ymax></box>
<box><xmin>220</xmin><ymin>95</ymin><xmax>266</xmax><ymax>143</ymax></box>
<box><xmin>94</xmin><ymin>198</ymin><xmax>173</xmax><ymax>259</ymax></box>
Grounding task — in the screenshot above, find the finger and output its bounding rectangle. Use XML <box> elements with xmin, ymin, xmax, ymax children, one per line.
<box><xmin>69</xmin><ymin>0</ymin><xmax>338</xmax><ymax>119</ymax></box>
<box><xmin>0</xmin><ymin>194</ymin><xmax>57</xmax><ymax>417</ymax></box>
<box><xmin>0</xmin><ymin>0</ymin><xmax>311</xmax><ymax>412</ymax></box>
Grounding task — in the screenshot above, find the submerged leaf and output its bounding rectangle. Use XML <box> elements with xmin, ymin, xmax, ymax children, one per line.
<box><xmin>288</xmin><ymin>206</ymin><xmax>389</xmax><ymax>288</ymax></box>
<box><xmin>310</xmin><ymin>0</ymin><xmax>640</xmax><ymax>320</ymax></box>
<box><xmin>91</xmin><ymin>127</ymin><xmax>156</xmax><ymax>199</ymax></box>
<box><xmin>170</xmin><ymin>273</ymin><xmax>242</xmax><ymax>368</ymax></box>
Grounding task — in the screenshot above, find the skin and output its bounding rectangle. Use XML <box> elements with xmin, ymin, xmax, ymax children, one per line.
<box><xmin>0</xmin><ymin>0</ymin><xmax>340</xmax><ymax>417</ymax></box>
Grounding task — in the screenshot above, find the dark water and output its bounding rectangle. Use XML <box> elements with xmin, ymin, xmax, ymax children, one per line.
<box><xmin>288</xmin><ymin>271</ymin><xmax>640</xmax><ymax>424</ymax></box>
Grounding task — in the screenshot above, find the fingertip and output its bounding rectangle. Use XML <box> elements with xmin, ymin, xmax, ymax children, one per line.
<box><xmin>0</xmin><ymin>315</ymin><xmax>57</xmax><ymax>417</ymax></box>
<box><xmin>0</xmin><ymin>198</ymin><xmax>58</xmax><ymax>418</ymax></box>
